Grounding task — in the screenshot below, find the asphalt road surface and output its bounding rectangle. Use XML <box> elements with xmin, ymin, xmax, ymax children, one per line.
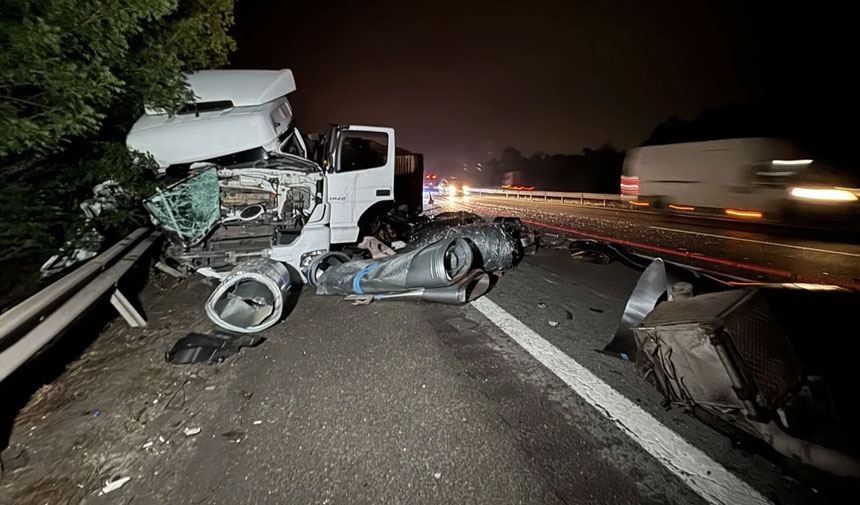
<box><xmin>443</xmin><ymin>194</ymin><xmax>860</xmax><ymax>289</ymax></box>
<box><xmin>2</xmin><ymin>218</ymin><xmax>856</xmax><ymax>504</ymax></box>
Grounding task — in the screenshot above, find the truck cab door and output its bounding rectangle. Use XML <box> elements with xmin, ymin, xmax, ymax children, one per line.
<box><xmin>326</xmin><ymin>125</ymin><xmax>395</xmax><ymax>243</ymax></box>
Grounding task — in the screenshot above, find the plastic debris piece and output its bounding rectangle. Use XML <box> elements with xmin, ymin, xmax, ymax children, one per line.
<box><xmin>183</xmin><ymin>426</ymin><xmax>202</xmax><ymax>437</ymax></box>
<box><xmin>358</xmin><ymin>236</ymin><xmax>396</xmax><ymax>258</ymax></box>
<box><xmin>252</xmin><ymin>420</ymin><xmax>263</xmax><ymax>425</ymax></box>
<box><xmin>93</xmin><ymin>410</ymin><xmax>101</xmax><ymax>417</ymax></box>
<box><xmin>537</xmin><ymin>303</ymin><xmax>547</xmax><ymax>309</ymax></box>
<box><xmin>548</xmin><ymin>320</ymin><xmax>559</xmax><ymax>327</ymax></box>
<box><xmin>166</xmin><ymin>333</ymin><xmax>262</xmax><ymax>365</ymax></box>
<box><xmin>99</xmin><ymin>476</ymin><xmax>131</xmax><ymax>495</ymax></box>
<box><xmin>433</xmin><ymin>472</ymin><xmax>442</xmax><ymax>479</ymax></box>
<box><xmin>142</xmin><ymin>441</ymin><xmax>154</xmax><ymax>449</ymax></box>
<box><xmin>221</xmin><ymin>429</ymin><xmax>245</xmax><ymax>443</ymax></box>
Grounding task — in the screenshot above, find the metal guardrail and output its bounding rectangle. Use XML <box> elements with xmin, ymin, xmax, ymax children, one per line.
<box><xmin>0</xmin><ymin>228</ymin><xmax>160</xmax><ymax>383</ymax></box>
<box><xmin>468</xmin><ymin>188</ymin><xmax>635</xmax><ymax>206</ymax></box>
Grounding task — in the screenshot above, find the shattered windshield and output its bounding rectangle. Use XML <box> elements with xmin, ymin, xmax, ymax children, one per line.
<box><xmin>143</xmin><ymin>166</ymin><xmax>221</xmax><ymax>247</ymax></box>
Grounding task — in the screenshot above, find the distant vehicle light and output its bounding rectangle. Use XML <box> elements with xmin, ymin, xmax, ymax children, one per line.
<box><xmin>772</xmin><ymin>159</ymin><xmax>813</xmax><ymax>166</ymax></box>
<box><xmin>445</xmin><ymin>186</ymin><xmax>457</xmax><ymax>196</ymax></box>
<box><xmin>629</xmin><ymin>201</ymin><xmax>650</xmax><ymax>207</ymax></box>
<box><xmin>725</xmin><ymin>208</ymin><xmax>763</xmax><ymax>219</ymax></box>
<box><xmin>668</xmin><ymin>204</ymin><xmax>695</xmax><ymax>211</ymax></box>
<box><xmin>462</xmin><ymin>185</ymin><xmax>471</xmax><ymax>195</ymax></box>
<box><xmin>790</xmin><ymin>187</ymin><xmax>859</xmax><ymax>202</ymax></box>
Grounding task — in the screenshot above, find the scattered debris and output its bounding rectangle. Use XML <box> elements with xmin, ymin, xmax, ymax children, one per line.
<box><xmin>183</xmin><ymin>426</ymin><xmax>202</xmax><ymax>437</ymax></box>
<box><xmin>93</xmin><ymin>410</ymin><xmax>101</xmax><ymax>417</ymax></box>
<box><xmin>548</xmin><ymin>320</ymin><xmax>559</xmax><ymax>327</ymax></box>
<box><xmin>166</xmin><ymin>333</ymin><xmax>263</xmax><ymax>365</ymax></box>
<box><xmin>433</xmin><ymin>472</ymin><xmax>442</xmax><ymax>480</ymax></box>
<box><xmin>205</xmin><ymin>258</ymin><xmax>292</xmax><ymax>333</ymax></box>
<box><xmin>358</xmin><ymin>236</ymin><xmax>396</xmax><ymax>258</ymax></box>
<box><xmin>99</xmin><ymin>476</ymin><xmax>131</xmax><ymax>495</ymax></box>
<box><xmin>142</xmin><ymin>441</ymin><xmax>154</xmax><ymax>449</ymax></box>
<box><xmin>344</xmin><ymin>294</ymin><xmax>375</xmax><ymax>305</ymax></box>
<box><xmin>405</xmin><ymin>221</ymin><xmax>521</xmax><ymax>273</ymax></box>
<box><xmin>537</xmin><ymin>302</ymin><xmax>547</xmax><ymax>309</ymax></box>
<box><xmin>204</xmin><ymin>385</ymin><xmax>217</xmax><ymax>391</ymax></box>
<box><xmin>252</xmin><ymin>420</ymin><xmax>263</xmax><ymax>425</ymax></box>
<box><xmin>154</xmin><ymin>260</ymin><xmax>184</xmax><ymax>278</ymax></box>
<box><xmin>220</xmin><ymin>429</ymin><xmax>245</xmax><ymax>443</ymax></box>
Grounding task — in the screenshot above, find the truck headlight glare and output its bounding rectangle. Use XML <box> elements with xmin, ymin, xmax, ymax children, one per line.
<box><xmin>790</xmin><ymin>187</ymin><xmax>859</xmax><ymax>202</ymax></box>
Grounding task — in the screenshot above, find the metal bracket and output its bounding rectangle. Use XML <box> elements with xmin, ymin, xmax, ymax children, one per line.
<box><xmin>110</xmin><ymin>289</ymin><xmax>147</xmax><ymax>327</ymax></box>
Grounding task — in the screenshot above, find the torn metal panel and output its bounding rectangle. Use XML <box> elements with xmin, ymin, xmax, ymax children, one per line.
<box><xmin>602</xmin><ymin>258</ymin><xmax>669</xmax><ymax>359</ymax></box>
<box><xmin>315</xmin><ymin>237</ymin><xmax>474</xmax><ymax>296</ymax></box>
<box><xmin>631</xmin><ymin>286</ymin><xmax>860</xmax><ymax>478</ymax></box>
<box><xmin>205</xmin><ymin>258</ymin><xmax>292</xmax><ymax>333</ymax></box>
<box><xmin>368</xmin><ymin>269</ymin><xmax>492</xmax><ymax>305</ymax></box>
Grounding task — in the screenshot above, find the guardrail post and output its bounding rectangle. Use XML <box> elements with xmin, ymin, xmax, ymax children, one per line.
<box><xmin>603</xmin><ymin>197</ymin><xmax>606</xmax><ymax>207</ymax></box>
<box><xmin>544</xmin><ymin>194</ymin><xmax>547</xmax><ymax>201</ymax></box>
<box><xmin>110</xmin><ymin>289</ymin><xmax>147</xmax><ymax>327</ymax></box>
<box><xmin>580</xmin><ymin>194</ymin><xmax>584</xmax><ymax>205</ymax></box>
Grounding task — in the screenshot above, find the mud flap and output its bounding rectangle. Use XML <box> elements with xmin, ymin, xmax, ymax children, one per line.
<box><xmin>166</xmin><ymin>333</ymin><xmax>263</xmax><ymax>365</ymax></box>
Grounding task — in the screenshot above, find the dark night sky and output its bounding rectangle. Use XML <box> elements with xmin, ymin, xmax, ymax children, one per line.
<box><xmin>230</xmin><ymin>1</ymin><xmax>851</xmax><ymax>174</ymax></box>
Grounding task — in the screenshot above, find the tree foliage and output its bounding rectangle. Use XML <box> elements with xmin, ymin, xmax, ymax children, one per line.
<box><xmin>0</xmin><ymin>0</ymin><xmax>236</xmax><ymax>273</ymax></box>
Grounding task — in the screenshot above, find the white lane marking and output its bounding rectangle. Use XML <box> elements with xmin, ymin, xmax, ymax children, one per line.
<box><xmin>470</xmin><ymin>297</ymin><xmax>772</xmax><ymax>505</ymax></box>
<box><xmin>648</xmin><ymin>225</ymin><xmax>860</xmax><ymax>258</ymax></box>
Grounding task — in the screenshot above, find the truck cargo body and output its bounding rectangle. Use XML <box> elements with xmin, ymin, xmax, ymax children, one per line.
<box><xmin>394</xmin><ymin>152</ymin><xmax>425</xmax><ymax>215</ymax></box>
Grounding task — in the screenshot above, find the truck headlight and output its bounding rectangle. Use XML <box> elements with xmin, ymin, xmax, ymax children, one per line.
<box><xmin>300</xmin><ymin>249</ymin><xmax>328</xmax><ymax>268</ymax></box>
<box><xmin>789</xmin><ymin>187</ymin><xmax>859</xmax><ymax>202</ymax></box>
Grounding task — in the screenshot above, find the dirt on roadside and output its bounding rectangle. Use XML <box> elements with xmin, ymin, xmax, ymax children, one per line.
<box><xmin>0</xmin><ymin>272</ymin><xmax>247</xmax><ymax>504</ymax></box>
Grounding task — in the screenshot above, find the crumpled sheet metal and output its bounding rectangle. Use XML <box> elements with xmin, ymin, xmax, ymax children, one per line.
<box><xmin>602</xmin><ymin>258</ymin><xmax>669</xmax><ymax>359</ymax></box>
<box><xmin>405</xmin><ymin>222</ymin><xmax>520</xmax><ymax>272</ymax></box>
<box><xmin>370</xmin><ymin>269</ymin><xmax>492</xmax><ymax>305</ymax></box>
<box><xmin>315</xmin><ymin>237</ymin><xmax>474</xmax><ymax>296</ymax></box>
<box><xmin>144</xmin><ymin>167</ymin><xmax>221</xmax><ymax>247</ymax></box>
<box><xmin>206</xmin><ymin>258</ymin><xmax>291</xmax><ymax>333</ymax></box>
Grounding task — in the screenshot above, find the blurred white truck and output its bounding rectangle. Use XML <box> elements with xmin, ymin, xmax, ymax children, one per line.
<box><xmin>622</xmin><ymin>138</ymin><xmax>859</xmax><ymax>222</ymax></box>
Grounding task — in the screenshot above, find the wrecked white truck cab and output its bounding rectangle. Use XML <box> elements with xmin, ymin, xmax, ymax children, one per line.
<box><xmin>127</xmin><ymin>69</ymin><xmax>404</xmax><ymax>279</ymax></box>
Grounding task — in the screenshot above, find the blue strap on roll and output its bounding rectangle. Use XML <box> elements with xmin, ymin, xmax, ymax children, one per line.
<box><xmin>352</xmin><ymin>263</ymin><xmax>380</xmax><ymax>294</ymax></box>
